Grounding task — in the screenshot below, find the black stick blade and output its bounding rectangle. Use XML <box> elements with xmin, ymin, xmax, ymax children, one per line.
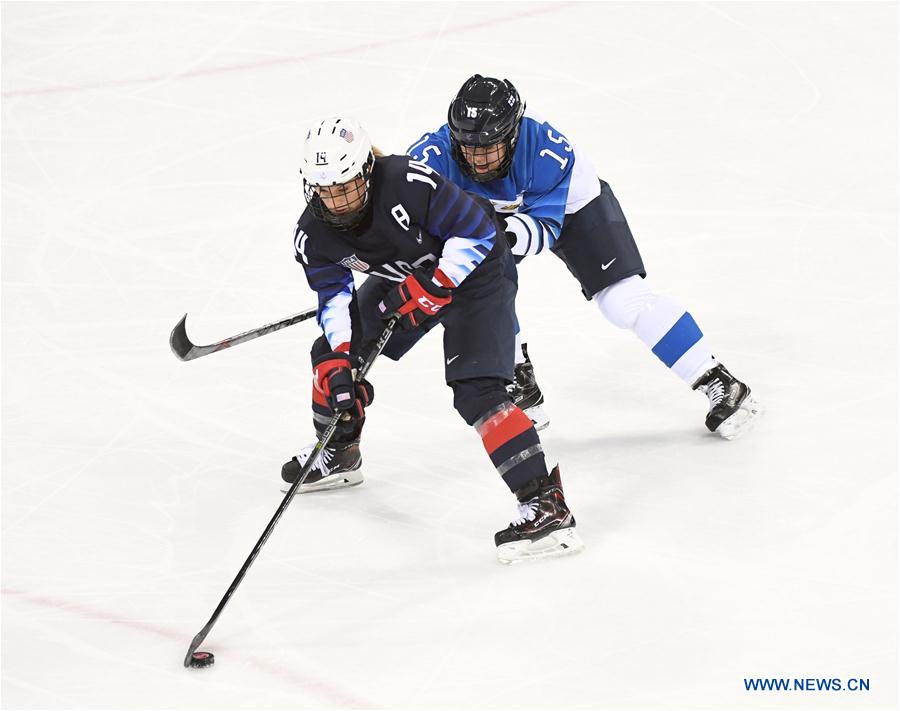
<box><xmin>169</xmin><ymin>314</ymin><xmax>197</xmax><ymax>361</ymax></box>
<box><xmin>183</xmin><ymin>630</ymin><xmax>208</xmax><ymax>667</ymax></box>
<box><xmin>168</xmin><ymin>307</ymin><xmax>318</xmax><ymax>363</ymax></box>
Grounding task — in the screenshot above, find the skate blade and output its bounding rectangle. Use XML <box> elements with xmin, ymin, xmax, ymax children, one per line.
<box><xmin>524</xmin><ymin>404</ymin><xmax>550</xmax><ymax>432</ymax></box>
<box><xmin>497</xmin><ymin>527</ymin><xmax>584</xmax><ymax>565</ymax></box>
<box><xmin>281</xmin><ymin>470</ymin><xmax>364</xmax><ymax>495</ymax></box>
<box><xmin>717</xmin><ymin>395</ymin><xmax>764</xmax><ymax>441</ymax></box>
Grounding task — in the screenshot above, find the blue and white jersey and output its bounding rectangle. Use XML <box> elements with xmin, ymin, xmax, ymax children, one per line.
<box><xmin>406</xmin><ymin>110</ymin><xmax>601</xmax><ymax>257</ymax></box>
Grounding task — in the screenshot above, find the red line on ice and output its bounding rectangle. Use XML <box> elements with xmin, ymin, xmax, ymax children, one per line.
<box><xmin>2</xmin><ymin>587</ymin><xmax>377</xmax><ymax>708</ymax></box>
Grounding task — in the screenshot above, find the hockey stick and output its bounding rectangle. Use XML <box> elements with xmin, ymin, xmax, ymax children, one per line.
<box><xmin>182</xmin><ymin>316</ymin><xmax>400</xmax><ymax>667</ymax></box>
<box><xmin>169</xmin><ymin>307</ymin><xmax>318</xmax><ymax>361</ymax></box>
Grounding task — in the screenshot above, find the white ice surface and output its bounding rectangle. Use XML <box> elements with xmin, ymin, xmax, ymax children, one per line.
<box><xmin>2</xmin><ymin>3</ymin><xmax>897</xmax><ymax>709</ymax></box>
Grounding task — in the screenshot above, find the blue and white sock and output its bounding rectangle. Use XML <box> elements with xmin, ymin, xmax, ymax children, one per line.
<box><xmin>593</xmin><ymin>275</ymin><xmax>716</xmax><ymax>386</ymax></box>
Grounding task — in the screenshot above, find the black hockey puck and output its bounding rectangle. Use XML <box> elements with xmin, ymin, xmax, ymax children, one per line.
<box><xmin>188</xmin><ymin>651</ymin><xmax>215</xmax><ymax>668</ymax></box>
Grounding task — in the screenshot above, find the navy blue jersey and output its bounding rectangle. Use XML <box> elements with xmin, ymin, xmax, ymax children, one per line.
<box><xmin>293</xmin><ymin>154</ymin><xmax>501</xmax><ymax>350</ymax></box>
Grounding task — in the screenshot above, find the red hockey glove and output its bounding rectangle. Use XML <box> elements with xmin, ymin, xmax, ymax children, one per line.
<box><xmin>312</xmin><ymin>351</ymin><xmax>374</xmax><ymax>416</ymax></box>
<box><xmin>377</xmin><ymin>269</ymin><xmax>453</xmax><ymax>331</ymax></box>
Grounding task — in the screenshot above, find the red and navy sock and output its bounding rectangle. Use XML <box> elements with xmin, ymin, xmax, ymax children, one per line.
<box><xmin>474</xmin><ymin>402</ymin><xmax>548</xmax><ymax>492</ymax></box>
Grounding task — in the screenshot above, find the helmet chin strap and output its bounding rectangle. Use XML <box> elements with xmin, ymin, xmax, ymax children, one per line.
<box><xmin>310</xmin><ymin>190</ymin><xmax>371</xmax><ymax>230</ymax></box>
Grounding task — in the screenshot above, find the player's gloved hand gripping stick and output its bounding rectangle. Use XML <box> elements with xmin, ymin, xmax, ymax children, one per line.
<box><xmin>377</xmin><ymin>269</ymin><xmax>453</xmax><ymax>331</ymax></box>
<box><xmin>181</xmin><ymin>316</ymin><xmax>400</xmax><ymax>668</ymax></box>
<box><xmin>313</xmin><ymin>351</ymin><xmax>374</xmax><ymax>417</ymax></box>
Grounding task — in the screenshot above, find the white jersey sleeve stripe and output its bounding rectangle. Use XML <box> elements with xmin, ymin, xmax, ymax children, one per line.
<box><xmin>436</xmin><ymin>236</ymin><xmax>491</xmax><ymax>286</ymax></box>
<box><xmin>506</xmin><ymin>214</ymin><xmax>550</xmax><ymax>257</ymax></box>
<box><xmin>319</xmin><ymin>288</ymin><xmax>353</xmax><ymax>350</ymax></box>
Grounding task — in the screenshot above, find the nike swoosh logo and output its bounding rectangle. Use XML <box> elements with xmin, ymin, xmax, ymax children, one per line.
<box><xmin>446</xmin><ymin>355</ymin><xmax>460</xmax><ymax>365</ymax></box>
<box><xmin>601</xmin><ymin>258</ymin><xmax>617</xmax><ymax>270</ymax></box>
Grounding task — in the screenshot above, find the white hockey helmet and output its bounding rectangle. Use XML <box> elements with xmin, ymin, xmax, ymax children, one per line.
<box><xmin>301</xmin><ymin>117</ymin><xmax>375</xmax><ymax>229</ymax></box>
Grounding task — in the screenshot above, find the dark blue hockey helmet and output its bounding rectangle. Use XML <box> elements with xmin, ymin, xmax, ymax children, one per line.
<box><xmin>448</xmin><ymin>75</ymin><xmax>525</xmax><ymax>182</ymax></box>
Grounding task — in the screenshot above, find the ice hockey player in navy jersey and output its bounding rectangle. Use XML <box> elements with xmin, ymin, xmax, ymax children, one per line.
<box><xmin>407</xmin><ymin>75</ymin><xmax>762</xmax><ymax>440</ymax></box>
<box><xmin>283</xmin><ymin>116</ymin><xmax>584</xmax><ymax>563</ymax></box>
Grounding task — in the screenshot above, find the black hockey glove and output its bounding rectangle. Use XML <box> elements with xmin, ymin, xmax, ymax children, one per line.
<box><xmin>312</xmin><ymin>351</ymin><xmax>374</xmax><ymax>417</ymax></box>
<box><xmin>377</xmin><ymin>269</ymin><xmax>453</xmax><ymax>331</ymax></box>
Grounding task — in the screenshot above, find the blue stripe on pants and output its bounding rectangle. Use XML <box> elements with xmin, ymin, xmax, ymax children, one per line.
<box><xmin>651</xmin><ymin>313</ymin><xmax>703</xmax><ymax>368</ymax></box>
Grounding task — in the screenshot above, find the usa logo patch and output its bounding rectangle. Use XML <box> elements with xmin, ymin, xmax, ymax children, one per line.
<box><xmin>339</xmin><ymin>128</ymin><xmax>354</xmax><ymax>143</ymax></box>
<box><xmin>339</xmin><ymin>254</ymin><xmax>370</xmax><ymax>271</ymax></box>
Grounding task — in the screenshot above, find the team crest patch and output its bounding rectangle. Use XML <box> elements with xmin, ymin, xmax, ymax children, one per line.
<box><xmin>488</xmin><ymin>193</ymin><xmax>524</xmax><ymax>213</ymax></box>
<box><xmin>339</xmin><ymin>254</ymin><xmax>370</xmax><ymax>271</ymax></box>
<box><xmin>339</xmin><ymin>128</ymin><xmax>354</xmax><ymax>143</ymax></box>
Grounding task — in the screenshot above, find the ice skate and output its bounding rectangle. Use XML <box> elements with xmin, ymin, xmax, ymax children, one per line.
<box><xmin>508</xmin><ymin>343</ymin><xmax>550</xmax><ymax>431</ymax></box>
<box><xmin>495</xmin><ymin>466</ymin><xmax>584</xmax><ymax>564</ymax></box>
<box><xmin>281</xmin><ymin>440</ymin><xmax>363</xmax><ymax>494</ymax></box>
<box><xmin>693</xmin><ymin>364</ymin><xmax>763</xmax><ymax>440</ymax></box>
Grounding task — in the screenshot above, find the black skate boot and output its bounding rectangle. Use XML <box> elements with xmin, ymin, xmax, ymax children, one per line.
<box><xmin>281</xmin><ymin>439</ymin><xmax>363</xmax><ymax>494</ymax></box>
<box><xmin>507</xmin><ymin>343</ymin><xmax>550</xmax><ymax>430</ymax></box>
<box><xmin>692</xmin><ymin>364</ymin><xmax>763</xmax><ymax>440</ymax></box>
<box><xmin>494</xmin><ymin>466</ymin><xmax>584</xmax><ymax>564</ymax></box>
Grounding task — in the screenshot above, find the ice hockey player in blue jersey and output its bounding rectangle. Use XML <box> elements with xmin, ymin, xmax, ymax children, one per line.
<box><xmin>407</xmin><ymin>75</ymin><xmax>762</xmax><ymax>440</ymax></box>
<box><xmin>283</xmin><ymin>116</ymin><xmax>584</xmax><ymax>563</ymax></box>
